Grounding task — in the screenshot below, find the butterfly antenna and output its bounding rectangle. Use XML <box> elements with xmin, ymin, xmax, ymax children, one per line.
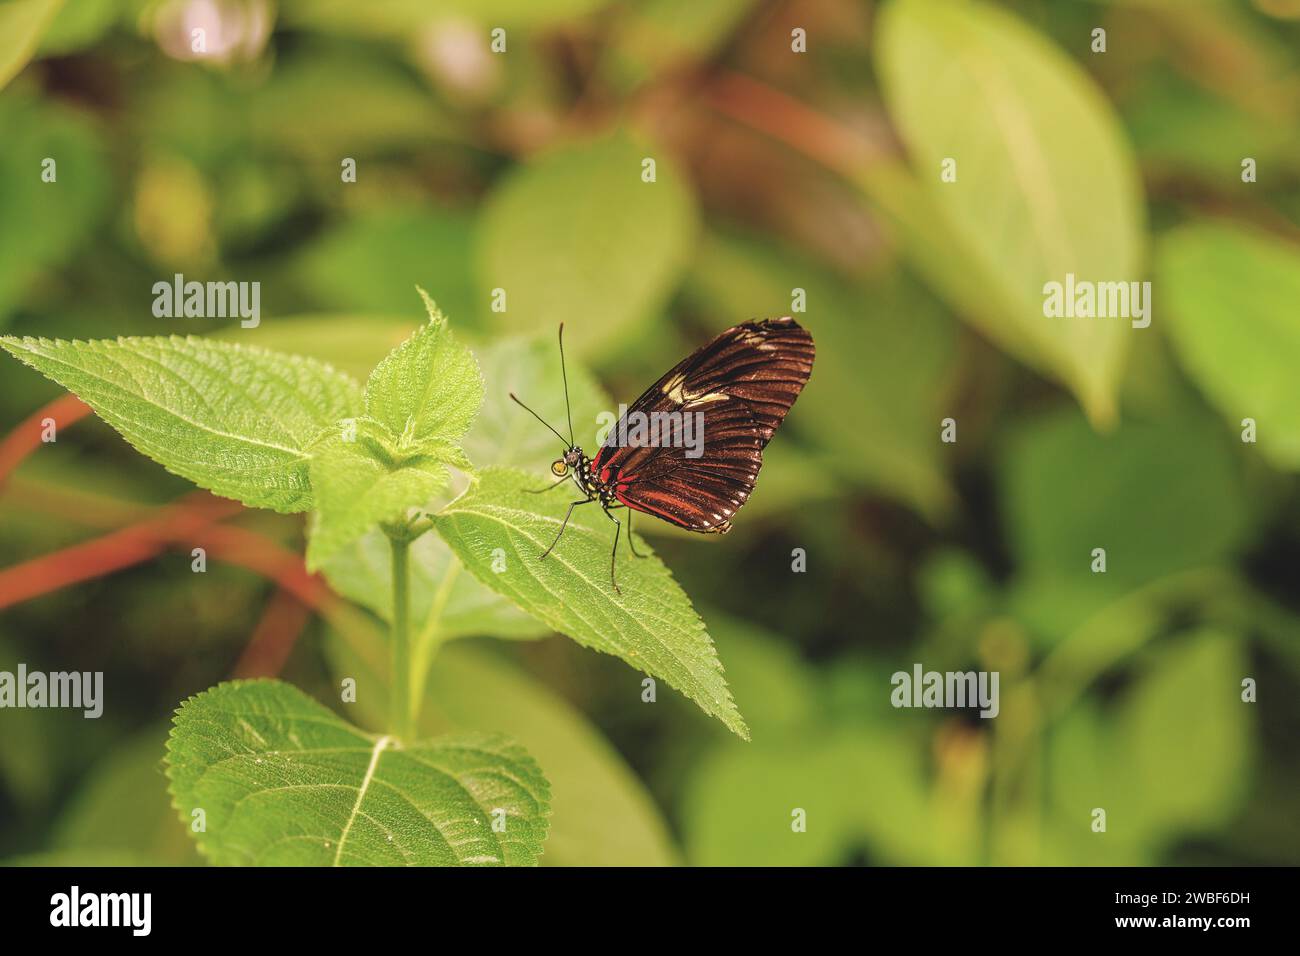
<box><xmin>509</xmin><ymin>392</ymin><xmax>570</xmax><ymax>448</ymax></box>
<box><xmin>558</xmin><ymin>323</ymin><xmax>575</xmax><ymax>446</ymax></box>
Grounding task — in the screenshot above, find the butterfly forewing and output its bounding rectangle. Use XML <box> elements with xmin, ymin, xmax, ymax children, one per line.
<box><xmin>593</xmin><ymin>317</ymin><xmax>814</xmax><ymax>532</ymax></box>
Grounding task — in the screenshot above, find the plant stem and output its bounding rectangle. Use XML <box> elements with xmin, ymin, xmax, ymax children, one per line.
<box><xmin>410</xmin><ymin>560</ymin><xmax>460</xmax><ymax>707</ymax></box>
<box><xmin>389</xmin><ymin>532</ymin><xmax>413</xmax><ymax>740</ymax></box>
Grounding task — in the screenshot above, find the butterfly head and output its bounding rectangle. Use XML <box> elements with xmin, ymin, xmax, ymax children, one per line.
<box><xmin>551</xmin><ymin>446</ymin><xmax>584</xmax><ymax>477</ymax></box>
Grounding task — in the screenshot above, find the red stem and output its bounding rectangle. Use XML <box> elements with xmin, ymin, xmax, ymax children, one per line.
<box><xmin>0</xmin><ymin>493</ymin><xmax>241</xmax><ymax>610</ymax></box>
<box><xmin>704</xmin><ymin>71</ymin><xmax>882</xmax><ymax>179</ymax></box>
<box><xmin>0</xmin><ymin>394</ymin><xmax>92</xmax><ymax>491</ymax></box>
<box><xmin>0</xmin><ymin>402</ymin><xmax>346</xmax><ymax>682</ymax></box>
<box><xmin>232</xmin><ymin>585</ymin><xmax>313</xmax><ymax>678</ymax></box>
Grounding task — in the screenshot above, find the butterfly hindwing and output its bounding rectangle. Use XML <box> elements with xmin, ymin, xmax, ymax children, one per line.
<box><xmin>593</xmin><ymin>317</ymin><xmax>814</xmax><ymax>532</ymax></box>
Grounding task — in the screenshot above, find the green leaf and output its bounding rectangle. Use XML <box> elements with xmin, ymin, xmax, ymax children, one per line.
<box><xmin>682</xmin><ymin>728</ymin><xmax>941</xmax><ymax>866</ymax></box>
<box><xmin>302</xmin><ymin>300</ymin><xmax>483</xmax><ymax>567</ymax></box>
<box><xmin>1120</xmin><ymin>630</ymin><xmax>1252</xmax><ymax>839</ymax></box>
<box><xmin>1125</xmin><ymin>73</ymin><xmax>1300</xmax><ymax>183</ymax></box>
<box><xmin>321</xmin><ymin>526</ymin><xmax>547</xmax><ymax>641</ymax></box>
<box><xmin>681</xmin><ymin>736</ymin><xmax>856</xmax><ymax>866</ymax></box>
<box><xmin>37</xmin><ymin>0</ymin><xmax>116</xmax><ymax>55</ymax></box>
<box><xmin>423</xmin><ymin>646</ymin><xmax>679</xmax><ymax>865</ymax></box>
<box><xmin>246</xmin><ymin>46</ymin><xmax>460</xmax><ymax>157</ymax></box>
<box><xmin>474</xmin><ymin>133</ymin><xmax>697</xmax><ymax>356</ymax></box>
<box><xmin>318</xmin><ymin>332</ymin><xmax>616</xmax><ymax>648</ymax></box>
<box><xmin>293</xmin><ymin>209</ymin><xmax>479</xmax><ymax>324</ymax></box>
<box><xmin>0</xmin><ymin>0</ymin><xmax>62</xmax><ymax>90</ymax></box>
<box><xmin>1045</xmin><ymin>630</ymin><xmax>1253</xmax><ymax>860</ymax></box>
<box><xmin>0</xmin><ymin>335</ymin><xmax>362</xmax><ymax>513</ymax></box>
<box><xmin>305</xmin><ymin>300</ymin><xmax>483</xmax><ymax>568</ymax></box>
<box><xmin>1044</xmin><ymin>701</ymin><xmax>1147</xmax><ymax>865</ymax></box>
<box><xmin>676</xmin><ymin>619</ymin><xmax>954</xmax><ymax>866</ymax></box>
<box><xmin>219</xmin><ymin>315</ymin><xmax>416</xmax><ymax>382</ymax></box>
<box><xmin>463</xmin><ymin>334</ymin><xmax>613</xmax><ymax>471</ymax></box>
<box><xmin>1157</xmin><ymin>222</ymin><xmax>1300</xmax><ymax>470</ymax></box>
<box><xmin>875</xmin><ymin>0</ymin><xmax>1146</xmax><ymax>425</ymax></box>
<box><xmin>433</xmin><ymin>466</ymin><xmax>748</xmax><ymax>738</ymax></box>
<box><xmin>696</xmin><ymin>612</ymin><xmax>820</xmax><ymax>737</ymax></box>
<box><xmin>323</xmin><ymin>626</ymin><xmax>679</xmax><ymax>866</ymax></box>
<box><xmin>305</xmin><ymin>423</ymin><xmax>452</xmax><ymax>571</ymax></box>
<box><xmin>605</xmin><ymin>0</ymin><xmax>756</xmax><ymax>89</ymax></box>
<box><xmin>363</xmin><ymin>291</ymin><xmax>484</xmax><ymax>446</ymax></box>
<box><xmin>0</xmin><ymin>95</ymin><xmax>110</xmax><ymax>325</ymax></box>
<box><xmin>165</xmin><ymin>680</ymin><xmax>551</xmax><ymax>866</ymax></box>
<box><xmin>999</xmin><ymin>407</ymin><xmax>1249</xmax><ymax>641</ymax></box>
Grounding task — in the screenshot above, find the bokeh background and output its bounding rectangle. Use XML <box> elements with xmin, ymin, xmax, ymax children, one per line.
<box><xmin>2</xmin><ymin>0</ymin><xmax>1300</xmax><ymax>866</ymax></box>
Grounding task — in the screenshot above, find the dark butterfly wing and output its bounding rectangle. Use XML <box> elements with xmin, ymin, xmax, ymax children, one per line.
<box><xmin>593</xmin><ymin>317</ymin><xmax>814</xmax><ymax>532</ymax></box>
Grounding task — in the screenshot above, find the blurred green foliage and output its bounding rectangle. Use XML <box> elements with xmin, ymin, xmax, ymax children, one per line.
<box><xmin>2</xmin><ymin>0</ymin><xmax>1299</xmax><ymax>866</ymax></box>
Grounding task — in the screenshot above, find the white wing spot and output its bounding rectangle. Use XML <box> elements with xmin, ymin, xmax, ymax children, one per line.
<box><xmin>684</xmin><ymin>391</ymin><xmax>729</xmax><ymax>407</ymax></box>
<box><xmin>739</xmin><ymin>330</ymin><xmax>776</xmax><ymax>350</ymax></box>
<box><xmin>662</xmin><ymin>373</ymin><xmax>687</xmax><ymax>403</ymax></box>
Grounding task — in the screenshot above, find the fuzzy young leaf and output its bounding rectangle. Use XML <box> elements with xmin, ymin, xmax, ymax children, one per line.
<box><xmin>305</xmin><ymin>300</ymin><xmax>482</xmax><ymax>568</ymax></box>
<box><xmin>165</xmin><ymin>680</ymin><xmax>551</xmax><ymax>866</ymax></box>
<box><xmin>433</xmin><ymin>467</ymin><xmax>748</xmax><ymax>739</ymax></box>
<box><xmin>305</xmin><ymin>424</ymin><xmax>452</xmax><ymax>570</ymax></box>
<box><xmin>363</xmin><ymin>290</ymin><xmax>483</xmax><ymax>445</ymax></box>
<box><xmin>0</xmin><ymin>335</ymin><xmax>361</xmax><ymax>512</ymax></box>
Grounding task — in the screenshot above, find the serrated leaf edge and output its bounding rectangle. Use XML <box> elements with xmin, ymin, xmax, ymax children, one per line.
<box><xmin>433</xmin><ymin>478</ymin><xmax>749</xmax><ymax>740</ymax></box>
<box><xmin>164</xmin><ymin>678</ymin><xmax>553</xmax><ymax>866</ymax></box>
<box><xmin>0</xmin><ymin>334</ymin><xmax>364</xmax><ymax>514</ymax></box>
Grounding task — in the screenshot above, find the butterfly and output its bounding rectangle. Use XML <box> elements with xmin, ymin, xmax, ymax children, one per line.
<box><xmin>510</xmin><ymin>317</ymin><xmax>815</xmax><ymax>592</ymax></box>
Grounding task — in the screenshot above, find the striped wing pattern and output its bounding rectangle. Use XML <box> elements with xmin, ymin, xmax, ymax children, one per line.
<box><xmin>593</xmin><ymin>317</ymin><xmax>814</xmax><ymax>532</ymax></box>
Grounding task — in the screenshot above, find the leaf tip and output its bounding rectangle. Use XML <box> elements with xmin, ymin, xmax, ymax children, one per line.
<box><xmin>303</xmin><ymin>526</ymin><xmax>333</xmax><ymax>575</ymax></box>
<box><xmin>415</xmin><ymin>286</ymin><xmax>447</xmax><ymax>327</ymax></box>
<box><xmin>1081</xmin><ymin>389</ymin><xmax>1119</xmax><ymax>433</ymax></box>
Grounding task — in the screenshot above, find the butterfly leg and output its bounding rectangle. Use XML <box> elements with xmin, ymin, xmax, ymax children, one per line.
<box><xmin>525</xmin><ymin>476</ymin><xmax>570</xmax><ymax>494</ymax></box>
<box><xmin>541</xmin><ymin>498</ymin><xmax>593</xmax><ymax>560</ymax></box>
<box><xmin>602</xmin><ymin>507</ymin><xmax>624</xmax><ymax>594</ymax></box>
<box><xmin>626</xmin><ymin>509</ymin><xmax>648</xmax><ymax>558</ymax></box>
